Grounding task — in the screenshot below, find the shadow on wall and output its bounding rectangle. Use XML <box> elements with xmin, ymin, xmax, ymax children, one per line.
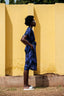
<box><xmin>42</xmin><ymin>75</ymin><xmax>49</xmax><ymax>87</ymax></box>
<box><xmin>34</xmin><ymin>8</ymin><xmax>41</xmax><ymax>75</ymax></box>
<box><xmin>35</xmin><ymin>74</ymin><xmax>49</xmax><ymax>87</ymax></box>
<box><xmin>5</xmin><ymin>7</ymin><xmax>13</xmax><ymax>76</ymax></box>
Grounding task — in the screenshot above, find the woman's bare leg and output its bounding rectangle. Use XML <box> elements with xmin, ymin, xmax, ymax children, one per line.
<box><xmin>24</xmin><ymin>70</ymin><xmax>30</xmax><ymax>88</ymax></box>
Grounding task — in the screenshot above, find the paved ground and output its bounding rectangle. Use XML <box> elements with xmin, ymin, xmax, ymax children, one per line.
<box><xmin>0</xmin><ymin>86</ymin><xmax>64</xmax><ymax>96</ymax></box>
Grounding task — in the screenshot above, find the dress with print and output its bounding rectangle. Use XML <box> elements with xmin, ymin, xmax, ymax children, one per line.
<box><xmin>23</xmin><ymin>26</ymin><xmax>37</xmax><ymax>70</ymax></box>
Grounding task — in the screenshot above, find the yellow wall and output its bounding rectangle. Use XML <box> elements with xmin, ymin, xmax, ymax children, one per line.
<box><xmin>0</xmin><ymin>3</ymin><xmax>64</xmax><ymax>76</ymax></box>
<box><xmin>34</xmin><ymin>4</ymin><xmax>56</xmax><ymax>74</ymax></box>
<box><xmin>55</xmin><ymin>3</ymin><xmax>64</xmax><ymax>75</ymax></box>
<box><xmin>5</xmin><ymin>4</ymin><xmax>34</xmax><ymax>76</ymax></box>
<box><xmin>0</xmin><ymin>4</ymin><xmax>5</xmax><ymax>76</ymax></box>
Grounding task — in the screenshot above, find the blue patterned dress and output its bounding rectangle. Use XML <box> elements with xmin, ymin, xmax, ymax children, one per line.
<box><xmin>23</xmin><ymin>27</ymin><xmax>37</xmax><ymax>70</ymax></box>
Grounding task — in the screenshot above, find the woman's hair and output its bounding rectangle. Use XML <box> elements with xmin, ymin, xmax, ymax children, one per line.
<box><xmin>25</xmin><ymin>15</ymin><xmax>34</xmax><ymax>26</ymax></box>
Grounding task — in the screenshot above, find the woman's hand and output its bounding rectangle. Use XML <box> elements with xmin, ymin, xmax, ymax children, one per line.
<box><xmin>21</xmin><ymin>35</ymin><xmax>34</xmax><ymax>50</ymax></box>
<box><xmin>30</xmin><ymin>44</ymin><xmax>34</xmax><ymax>50</ymax></box>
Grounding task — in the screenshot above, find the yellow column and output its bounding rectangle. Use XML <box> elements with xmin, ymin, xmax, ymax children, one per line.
<box><xmin>55</xmin><ymin>3</ymin><xmax>64</xmax><ymax>75</ymax></box>
<box><xmin>6</xmin><ymin>5</ymin><xmax>28</xmax><ymax>76</ymax></box>
<box><xmin>34</xmin><ymin>4</ymin><xmax>56</xmax><ymax>74</ymax></box>
<box><xmin>6</xmin><ymin>4</ymin><xmax>34</xmax><ymax>76</ymax></box>
<box><xmin>28</xmin><ymin>3</ymin><xmax>34</xmax><ymax>31</ymax></box>
<box><xmin>0</xmin><ymin>4</ymin><xmax>5</xmax><ymax>76</ymax></box>
<box><xmin>28</xmin><ymin>3</ymin><xmax>34</xmax><ymax>15</ymax></box>
<box><xmin>40</xmin><ymin>5</ymin><xmax>56</xmax><ymax>74</ymax></box>
<box><xmin>28</xmin><ymin>3</ymin><xmax>34</xmax><ymax>76</ymax></box>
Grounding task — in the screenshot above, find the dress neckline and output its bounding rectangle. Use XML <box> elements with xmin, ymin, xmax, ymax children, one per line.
<box><xmin>28</xmin><ymin>26</ymin><xmax>33</xmax><ymax>32</ymax></box>
<box><xmin>28</xmin><ymin>26</ymin><xmax>32</xmax><ymax>29</ymax></box>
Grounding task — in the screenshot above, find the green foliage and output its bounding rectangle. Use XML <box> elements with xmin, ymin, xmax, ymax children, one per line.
<box><xmin>1</xmin><ymin>0</ymin><xmax>63</xmax><ymax>4</ymax></box>
<box><xmin>16</xmin><ymin>0</ymin><xmax>36</xmax><ymax>4</ymax></box>
<box><xmin>16</xmin><ymin>0</ymin><xmax>23</xmax><ymax>4</ymax></box>
<box><xmin>0</xmin><ymin>0</ymin><xmax>64</xmax><ymax>4</ymax></box>
<box><xmin>9</xmin><ymin>0</ymin><xmax>15</xmax><ymax>4</ymax></box>
<box><xmin>15</xmin><ymin>0</ymin><xmax>56</xmax><ymax>4</ymax></box>
<box><xmin>48</xmin><ymin>0</ymin><xmax>55</xmax><ymax>4</ymax></box>
<box><xmin>0</xmin><ymin>0</ymin><xmax>63</xmax><ymax>4</ymax></box>
<box><xmin>58</xmin><ymin>0</ymin><xmax>64</xmax><ymax>3</ymax></box>
<box><xmin>0</xmin><ymin>0</ymin><xmax>6</xmax><ymax>3</ymax></box>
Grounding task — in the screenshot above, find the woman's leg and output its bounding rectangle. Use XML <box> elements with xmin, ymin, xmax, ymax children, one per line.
<box><xmin>24</xmin><ymin>70</ymin><xmax>29</xmax><ymax>88</ymax></box>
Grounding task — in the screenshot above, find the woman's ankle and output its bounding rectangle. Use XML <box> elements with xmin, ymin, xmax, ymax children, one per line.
<box><xmin>28</xmin><ymin>84</ymin><xmax>31</xmax><ymax>87</ymax></box>
<box><xmin>24</xmin><ymin>85</ymin><xmax>28</xmax><ymax>87</ymax></box>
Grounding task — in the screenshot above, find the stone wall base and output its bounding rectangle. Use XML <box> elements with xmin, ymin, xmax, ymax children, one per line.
<box><xmin>0</xmin><ymin>73</ymin><xmax>64</xmax><ymax>87</ymax></box>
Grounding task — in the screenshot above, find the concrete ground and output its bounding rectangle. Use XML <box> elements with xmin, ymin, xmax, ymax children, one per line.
<box><xmin>0</xmin><ymin>86</ymin><xmax>64</xmax><ymax>96</ymax></box>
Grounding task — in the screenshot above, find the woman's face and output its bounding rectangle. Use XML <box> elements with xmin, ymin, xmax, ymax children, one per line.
<box><xmin>31</xmin><ymin>19</ymin><xmax>36</xmax><ymax>27</ymax></box>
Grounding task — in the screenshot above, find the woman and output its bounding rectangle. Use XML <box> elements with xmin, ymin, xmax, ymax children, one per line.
<box><xmin>21</xmin><ymin>15</ymin><xmax>37</xmax><ymax>90</ymax></box>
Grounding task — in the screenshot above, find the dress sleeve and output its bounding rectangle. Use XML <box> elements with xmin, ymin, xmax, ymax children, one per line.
<box><xmin>23</xmin><ymin>28</ymin><xmax>31</xmax><ymax>38</ymax></box>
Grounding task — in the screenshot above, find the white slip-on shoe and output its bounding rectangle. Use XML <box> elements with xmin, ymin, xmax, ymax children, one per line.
<box><xmin>24</xmin><ymin>86</ymin><xmax>34</xmax><ymax>90</ymax></box>
<box><xmin>29</xmin><ymin>85</ymin><xmax>34</xmax><ymax>89</ymax></box>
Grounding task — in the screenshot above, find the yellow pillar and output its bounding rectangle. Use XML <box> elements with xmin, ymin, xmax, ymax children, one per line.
<box><xmin>0</xmin><ymin>4</ymin><xmax>5</xmax><ymax>76</ymax></box>
<box><xmin>6</xmin><ymin>4</ymin><xmax>34</xmax><ymax>76</ymax></box>
<box><xmin>40</xmin><ymin>5</ymin><xmax>56</xmax><ymax>74</ymax></box>
<box><xmin>28</xmin><ymin>3</ymin><xmax>35</xmax><ymax>76</ymax></box>
<box><xmin>34</xmin><ymin>4</ymin><xmax>56</xmax><ymax>74</ymax></box>
<box><xmin>55</xmin><ymin>3</ymin><xmax>64</xmax><ymax>75</ymax></box>
<box><xmin>28</xmin><ymin>3</ymin><xmax>34</xmax><ymax>15</ymax></box>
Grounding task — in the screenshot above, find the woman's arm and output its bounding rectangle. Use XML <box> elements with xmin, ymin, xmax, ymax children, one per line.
<box><xmin>20</xmin><ymin>35</ymin><xmax>33</xmax><ymax>49</ymax></box>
